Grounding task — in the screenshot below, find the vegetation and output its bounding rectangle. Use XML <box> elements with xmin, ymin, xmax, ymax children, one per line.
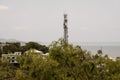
<box><xmin>0</xmin><ymin>39</ymin><xmax>120</xmax><ymax>80</ymax></box>
<box><xmin>0</xmin><ymin>42</ymin><xmax>48</xmax><ymax>55</ymax></box>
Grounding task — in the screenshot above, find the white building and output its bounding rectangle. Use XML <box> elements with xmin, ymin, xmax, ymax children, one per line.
<box><xmin>25</xmin><ymin>48</ymin><xmax>49</xmax><ymax>56</ymax></box>
<box><xmin>1</xmin><ymin>52</ymin><xmax>21</xmax><ymax>64</ymax></box>
<box><xmin>25</xmin><ymin>49</ymin><xmax>44</xmax><ymax>54</ymax></box>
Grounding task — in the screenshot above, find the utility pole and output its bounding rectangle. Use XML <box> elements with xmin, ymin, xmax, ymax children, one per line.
<box><xmin>63</xmin><ymin>14</ymin><xmax>68</xmax><ymax>43</ymax></box>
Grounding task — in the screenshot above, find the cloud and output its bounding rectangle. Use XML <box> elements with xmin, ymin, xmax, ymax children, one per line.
<box><xmin>0</xmin><ymin>5</ymin><xmax>8</xmax><ymax>10</ymax></box>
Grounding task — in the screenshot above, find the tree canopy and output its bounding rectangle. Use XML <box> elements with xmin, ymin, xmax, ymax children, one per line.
<box><xmin>0</xmin><ymin>39</ymin><xmax>120</xmax><ymax>80</ymax></box>
<box><xmin>0</xmin><ymin>42</ymin><xmax>48</xmax><ymax>55</ymax></box>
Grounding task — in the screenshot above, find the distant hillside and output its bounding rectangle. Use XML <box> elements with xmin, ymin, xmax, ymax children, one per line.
<box><xmin>0</xmin><ymin>38</ymin><xmax>26</xmax><ymax>46</ymax></box>
<box><xmin>0</xmin><ymin>39</ymin><xmax>19</xmax><ymax>42</ymax></box>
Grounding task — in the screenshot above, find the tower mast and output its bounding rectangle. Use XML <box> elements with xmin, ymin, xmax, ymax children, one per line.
<box><xmin>63</xmin><ymin>14</ymin><xmax>68</xmax><ymax>43</ymax></box>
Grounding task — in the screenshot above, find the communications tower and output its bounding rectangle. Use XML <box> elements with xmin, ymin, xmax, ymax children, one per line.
<box><xmin>63</xmin><ymin>14</ymin><xmax>68</xmax><ymax>43</ymax></box>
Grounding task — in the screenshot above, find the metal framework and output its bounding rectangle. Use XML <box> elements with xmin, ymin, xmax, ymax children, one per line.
<box><xmin>63</xmin><ymin>14</ymin><xmax>68</xmax><ymax>43</ymax></box>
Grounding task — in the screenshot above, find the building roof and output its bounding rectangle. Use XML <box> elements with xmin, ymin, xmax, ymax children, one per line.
<box><xmin>25</xmin><ymin>49</ymin><xmax>44</xmax><ymax>54</ymax></box>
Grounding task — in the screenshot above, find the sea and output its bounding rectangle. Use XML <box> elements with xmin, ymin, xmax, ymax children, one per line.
<box><xmin>73</xmin><ymin>42</ymin><xmax>120</xmax><ymax>58</ymax></box>
<box><xmin>44</xmin><ymin>42</ymin><xmax>120</xmax><ymax>58</ymax></box>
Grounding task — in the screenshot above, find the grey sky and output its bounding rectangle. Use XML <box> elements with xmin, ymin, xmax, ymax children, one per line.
<box><xmin>0</xmin><ymin>0</ymin><xmax>120</xmax><ymax>43</ymax></box>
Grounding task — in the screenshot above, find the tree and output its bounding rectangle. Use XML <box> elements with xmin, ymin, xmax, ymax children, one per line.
<box><xmin>17</xmin><ymin>52</ymin><xmax>59</xmax><ymax>80</ymax></box>
<box><xmin>24</xmin><ymin>42</ymin><xmax>48</xmax><ymax>53</ymax></box>
<box><xmin>1</xmin><ymin>42</ymin><xmax>21</xmax><ymax>54</ymax></box>
<box><xmin>49</xmin><ymin>39</ymin><xmax>97</xmax><ymax>80</ymax></box>
<box><xmin>1</xmin><ymin>39</ymin><xmax>120</xmax><ymax>79</ymax></box>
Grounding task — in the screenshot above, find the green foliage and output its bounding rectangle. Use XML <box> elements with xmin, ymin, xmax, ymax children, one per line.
<box><xmin>0</xmin><ymin>58</ymin><xmax>17</xmax><ymax>80</ymax></box>
<box><xmin>17</xmin><ymin>52</ymin><xmax>59</xmax><ymax>80</ymax></box>
<box><xmin>0</xmin><ymin>39</ymin><xmax>120</xmax><ymax>80</ymax></box>
<box><xmin>0</xmin><ymin>42</ymin><xmax>48</xmax><ymax>54</ymax></box>
<box><xmin>24</xmin><ymin>42</ymin><xmax>48</xmax><ymax>53</ymax></box>
<box><xmin>0</xmin><ymin>42</ymin><xmax>21</xmax><ymax>54</ymax></box>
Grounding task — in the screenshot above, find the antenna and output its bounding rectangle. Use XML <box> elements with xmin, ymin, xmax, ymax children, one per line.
<box><xmin>63</xmin><ymin>14</ymin><xmax>68</xmax><ymax>43</ymax></box>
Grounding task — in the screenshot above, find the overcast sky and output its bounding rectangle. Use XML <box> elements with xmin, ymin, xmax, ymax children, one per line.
<box><xmin>0</xmin><ymin>0</ymin><xmax>120</xmax><ymax>43</ymax></box>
